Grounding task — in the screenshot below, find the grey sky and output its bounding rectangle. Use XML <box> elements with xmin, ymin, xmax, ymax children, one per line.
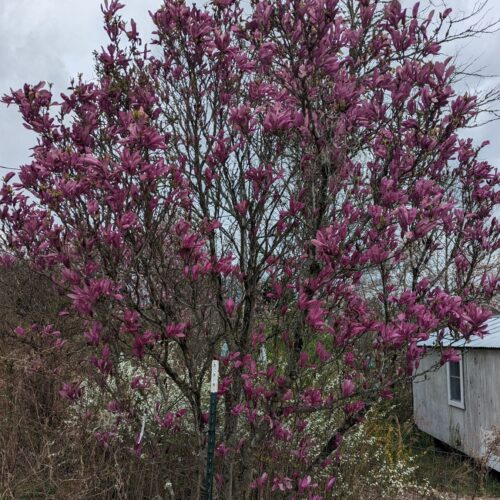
<box><xmin>0</xmin><ymin>0</ymin><xmax>156</xmax><ymax>172</ymax></box>
<box><xmin>1</xmin><ymin>0</ymin><xmax>499</xmax><ymax>172</ymax></box>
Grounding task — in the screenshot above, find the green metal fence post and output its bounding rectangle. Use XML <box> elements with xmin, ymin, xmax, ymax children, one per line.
<box><xmin>202</xmin><ymin>360</ymin><xmax>219</xmax><ymax>500</ymax></box>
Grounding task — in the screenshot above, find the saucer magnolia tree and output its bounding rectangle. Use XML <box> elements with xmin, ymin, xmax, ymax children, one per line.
<box><xmin>1</xmin><ymin>0</ymin><xmax>499</xmax><ymax>496</ymax></box>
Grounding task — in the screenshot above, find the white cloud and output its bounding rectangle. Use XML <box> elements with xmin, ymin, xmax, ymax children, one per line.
<box><xmin>0</xmin><ymin>0</ymin><xmax>157</xmax><ymax>170</ymax></box>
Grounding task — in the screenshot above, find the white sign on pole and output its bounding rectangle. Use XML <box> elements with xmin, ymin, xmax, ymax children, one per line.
<box><xmin>210</xmin><ymin>360</ymin><xmax>219</xmax><ymax>393</ymax></box>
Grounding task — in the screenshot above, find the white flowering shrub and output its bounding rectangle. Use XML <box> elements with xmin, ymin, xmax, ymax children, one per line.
<box><xmin>334</xmin><ymin>407</ymin><xmax>434</xmax><ymax>499</ymax></box>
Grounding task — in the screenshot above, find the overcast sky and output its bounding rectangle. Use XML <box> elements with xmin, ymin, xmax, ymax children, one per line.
<box><xmin>1</xmin><ymin>0</ymin><xmax>499</xmax><ymax>173</ymax></box>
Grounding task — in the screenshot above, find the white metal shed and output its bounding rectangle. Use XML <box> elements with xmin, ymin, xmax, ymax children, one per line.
<box><xmin>413</xmin><ymin>316</ymin><xmax>500</xmax><ymax>471</ymax></box>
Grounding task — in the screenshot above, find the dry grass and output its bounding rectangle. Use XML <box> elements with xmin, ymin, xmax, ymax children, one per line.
<box><xmin>0</xmin><ymin>341</ymin><xmax>194</xmax><ymax>499</ymax></box>
<box><xmin>0</xmin><ymin>266</ymin><xmax>187</xmax><ymax>499</ymax></box>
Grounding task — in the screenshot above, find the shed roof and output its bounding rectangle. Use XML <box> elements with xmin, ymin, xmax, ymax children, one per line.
<box><xmin>419</xmin><ymin>316</ymin><xmax>500</xmax><ymax>349</ymax></box>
